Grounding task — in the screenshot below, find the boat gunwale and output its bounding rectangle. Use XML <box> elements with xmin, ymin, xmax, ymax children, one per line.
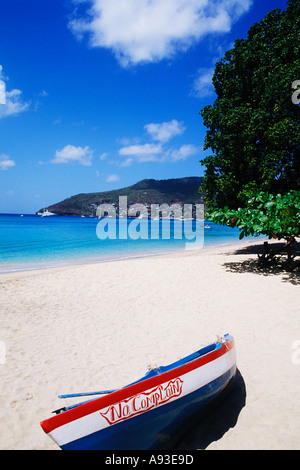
<box><xmin>41</xmin><ymin>336</ymin><xmax>235</xmax><ymax>434</ymax></box>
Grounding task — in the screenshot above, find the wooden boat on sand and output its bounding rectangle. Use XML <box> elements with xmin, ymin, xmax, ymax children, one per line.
<box><xmin>40</xmin><ymin>334</ymin><xmax>236</xmax><ymax>450</ymax></box>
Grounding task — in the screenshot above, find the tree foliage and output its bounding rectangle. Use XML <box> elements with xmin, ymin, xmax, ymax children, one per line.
<box><xmin>200</xmin><ymin>0</ymin><xmax>300</xmax><ymax>211</ymax></box>
<box><xmin>208</xmin><ymin>190</ymin><xmax>300</xmax><ymax>242</ymax></box>
<box><xmin>207</xmin><ymin>190</ymin><xmax>300</xmax><ymax>269</ymax></box>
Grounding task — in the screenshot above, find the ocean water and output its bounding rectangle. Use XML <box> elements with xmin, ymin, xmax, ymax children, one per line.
<box><xmin>0</xmin><ymin>214</ymin><xmax>243</xmax><ymax>273</ymax></box>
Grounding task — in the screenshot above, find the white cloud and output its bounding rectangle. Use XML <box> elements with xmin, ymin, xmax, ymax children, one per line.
<box><xmin>119</xmin><ymin>143</ymin><xmax>163</xmax><ymax>162</ymax></box>
<box><xmin>0</xmin><ymin>65</ymin><xmax>7</xmax><ymax>82</ymax></box>
<box><xmin>106</xmin><ymin>174</ymin><xmax>120</xmax><ymax>183</ymax></box>
<box><xmin>192</xmin><ymin>67</ymin><xmax>215</xmax><ymax>98</ymax></box>
<box><xmin>0</xmin><ymin>65</ymin><xmax>30</xmax><ymax>118</ymax></box>
<box><xmin>99</xmin><ymin>152</ymin><xmax>109</xmax><ymax>160</ymax></box>
<box><xmin>118</xmin><ymin>121</ymin><xmax>200</xmax><ymax>165</ymax></box>
<box><xmin>69</xmin><ymin>0</ymin><xmax>252</xmax><ymax>66</ymax></box>
<box><xmin>51</xmin><ymin>145</ymin><xmax>94</xmax><ymax>166</ymax></box>
<box><xmin>144</xmin><ymin>119</ymin><xmax>185</xmax><ymax>143</ymax></box>
<box><xmin>120</xmin><ymin>157</ymin><xmax>133</xmax><ymax>167</ymax></box>
<box><xmin>0</xmin><ymin>154</ymin><xmax>16</xmax><ymax>171</ymax></box>
<box><xmin>166</xmin><ymin>144</ymin><xmax>200</xmax><ymax>162</ymax></box>
<box><xmin>118</xmin><ymin>142</ymin><xmax>200</xmax><ymax>165</ymax></box>
<box><xmin>0</xmin><ymin>89</ymin><xmax>30</xmax><ymax>119</ymax></box>
<box><xmin>0</xmin><ymin>80</ymin><xmax>5</xmax><ymax>105</ymax></box>
<box><xmin>118</xmin><ymin>119</ymin><xmax>188</xmax><ymax>163</ymax></box>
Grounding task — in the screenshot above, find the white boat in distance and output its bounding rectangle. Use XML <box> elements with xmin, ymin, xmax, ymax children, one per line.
<box><xmin>38</xmin><ymin>209</ymin><xmax>56</xmax><ymax>217</ymax></box>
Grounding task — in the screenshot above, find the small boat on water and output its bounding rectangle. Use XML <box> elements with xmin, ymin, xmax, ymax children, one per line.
<box><xmin>37</xmin><ymin>209</ymin><xmax>56</xmax><ymax>217</ymax></box>
<box><xmin>40</xmin><ymin>334</ymin><xmax>236</xmax><ymax>450</ymax></box>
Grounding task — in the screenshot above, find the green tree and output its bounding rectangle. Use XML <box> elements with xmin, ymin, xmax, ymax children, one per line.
<box><xmin>208</xmin><ymin>189</ymin><xmax>300</xmax><ymax>269</ymax></box>
<box><xmin>200</xmin><ymin>0</ymin><xmax>300</xmax><ymax>211</ymax></box>
<box><xmin>209</xmin><ymin>190</ymin><xmax>300</xmax><ymax>242</ymax></box>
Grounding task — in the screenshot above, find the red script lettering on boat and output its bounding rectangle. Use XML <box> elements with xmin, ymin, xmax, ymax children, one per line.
<box><xmin>100</xmin><ymin>378</ymin><xmax>183</xmax><ymax>425</ymax></box>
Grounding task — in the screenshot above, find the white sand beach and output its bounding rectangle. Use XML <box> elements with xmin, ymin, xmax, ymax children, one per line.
<box><xmin>0</xmin><ymin>240</ymin><xmax>299</xmax><ymax>450</ymax></box>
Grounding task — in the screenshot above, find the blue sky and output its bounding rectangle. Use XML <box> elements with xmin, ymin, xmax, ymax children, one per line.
<box><xmin>0</xmin><ymin>0</ymin><xmax>288</xmax><ymax>214</ymax></box>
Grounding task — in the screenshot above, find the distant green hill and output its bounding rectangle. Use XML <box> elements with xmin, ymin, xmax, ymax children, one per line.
<box><xmin>38</xmin><ymin>177</ymin><xmax>204</xmax><ymax>216</ymax></box>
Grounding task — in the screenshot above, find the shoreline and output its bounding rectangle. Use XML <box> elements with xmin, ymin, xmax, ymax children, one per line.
<box><xmin>0</xmin><ymin>211</ymin><xmax>250</xmax><ymax>275</ymax></box>
<box><xmin>0</xmin><ymin>236</ymin><xmax>266</xmax><ymax>276</ymax></box>
<box><xmin>0</xmin><ymin>238</ymin><xmax>299</xmax><ymax>450</ymax></box>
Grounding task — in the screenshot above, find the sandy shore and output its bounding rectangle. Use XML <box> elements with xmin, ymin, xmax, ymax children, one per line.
<box><xmin>0</xmin><ymin>240</ymin><xmax>299</xmax><ymax>450</ymax></box>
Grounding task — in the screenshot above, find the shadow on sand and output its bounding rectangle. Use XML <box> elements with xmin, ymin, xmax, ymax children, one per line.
<box><xmin>175</xmin><ymin>369</ymin><xmax>246</xmax><ymax>450</ymax></box>
<box><xmin>223</xmin><ymin>242</ymin><xmax>300</xmax><ymax>285</ymax></box>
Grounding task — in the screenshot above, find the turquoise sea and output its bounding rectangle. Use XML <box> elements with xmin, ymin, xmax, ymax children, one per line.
<box><xmin>0</xmin><ymin>213</ymin><xmax>244</xmax><ymax>273</ymax></box>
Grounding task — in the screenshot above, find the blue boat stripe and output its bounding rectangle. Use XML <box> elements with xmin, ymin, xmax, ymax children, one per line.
<box><xmin>61</xmin><ymin>365</ymin><xmax>236</xmax><ymax>450</ymax></box>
